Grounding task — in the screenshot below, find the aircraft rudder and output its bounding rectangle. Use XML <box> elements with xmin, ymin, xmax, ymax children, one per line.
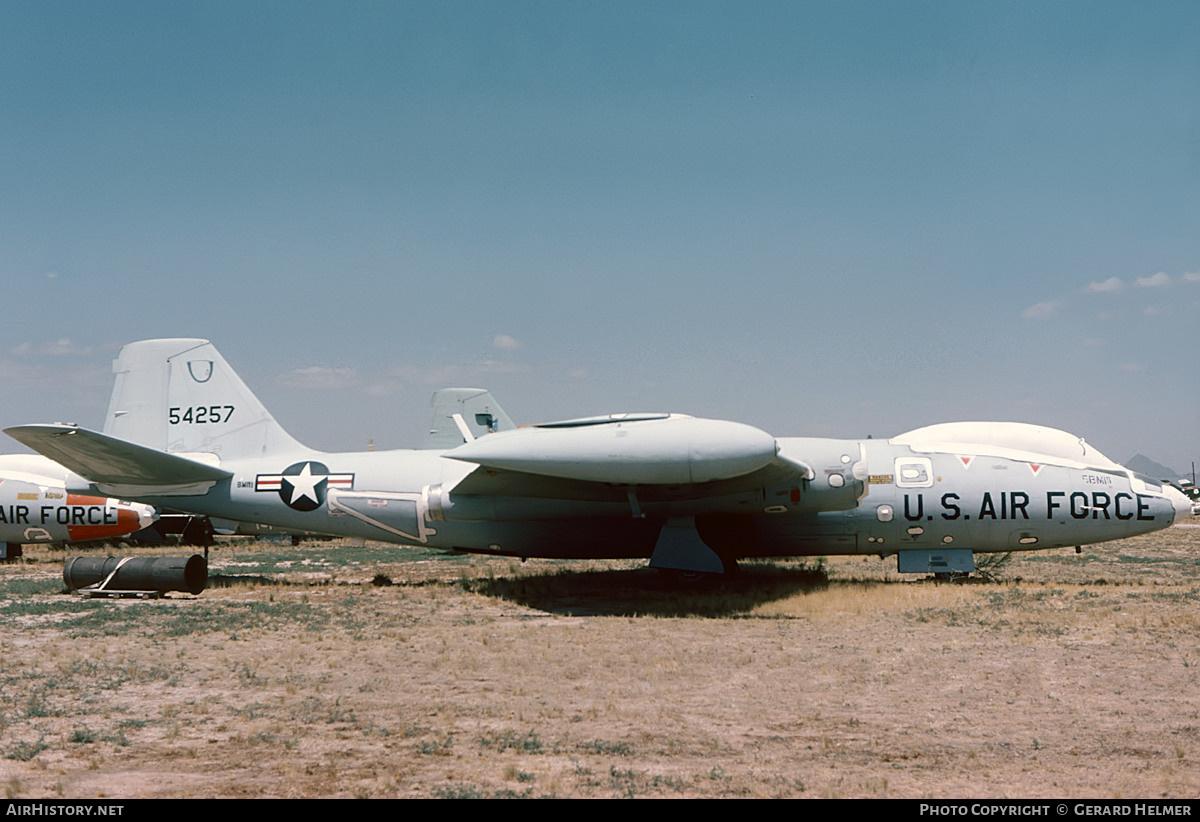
<box><xmin>105</xmin><ymin>339</ymin><xmax>209</xmax><ymax>450</ymax></box>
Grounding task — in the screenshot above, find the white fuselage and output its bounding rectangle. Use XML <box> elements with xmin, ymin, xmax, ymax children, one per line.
<box><xmin>82</xmin><ymin>428</ymin><xmax>1189</xmax><ymax>562</ymax></box>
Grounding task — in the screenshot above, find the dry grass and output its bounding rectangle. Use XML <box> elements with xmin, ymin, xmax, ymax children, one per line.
<box><xmin>1</xmin><ymin>526</ymin><xmax>1198</xmax><ymax>798</ymax></box>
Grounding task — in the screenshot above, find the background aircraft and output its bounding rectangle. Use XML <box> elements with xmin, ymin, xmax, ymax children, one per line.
<box><xmin>1176</xmin><ymin>479</ymin><xmax>1200</xmax><ymax>516</ymax></box>
<box><xmin>5</xmin><ymin>339</ymin><xmax>1192</xmax><ymax>576</ymax></box>
<box><xmin>0</xmin><ymin>454</ymin><xmax>156</xmax><ymax>559</ymax></box>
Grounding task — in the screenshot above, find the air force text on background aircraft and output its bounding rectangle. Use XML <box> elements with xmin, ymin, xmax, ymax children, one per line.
<box><xmin>919</xmin><ymin>805</ymin><xmax>1193</xmax><ymax>816</ymax></box>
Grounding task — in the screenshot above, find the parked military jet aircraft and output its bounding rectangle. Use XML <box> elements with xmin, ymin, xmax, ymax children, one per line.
<box><xmin>5</xmin><ymin>339</ymin><xmax>1192</xmax><ymax>576</ymax></box>
<box><xmin>0</xmin><ymin>453</ymin><xmax>156</xmax><ymax>558</ymax></box>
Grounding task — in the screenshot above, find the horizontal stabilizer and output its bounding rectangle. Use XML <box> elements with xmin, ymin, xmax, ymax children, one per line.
<box><xmin>5</xmin><ymin>424</ymin><xmax>231</xmax><ymax>487</ymax></box>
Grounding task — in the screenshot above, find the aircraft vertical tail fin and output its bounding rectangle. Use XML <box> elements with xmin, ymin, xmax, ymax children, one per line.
<box><xmin>423</xmin><ymin>388</ymin><xmax>516</xmax><ymax>449</ymax></box>
<box><xmin>103</xmin><ymin>339</ymin><xmax>306</xmax><ymax>460</ymax></box>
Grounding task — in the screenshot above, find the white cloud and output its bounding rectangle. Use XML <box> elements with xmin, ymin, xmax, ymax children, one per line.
<box><xmin>493</xmin><ymin>334</ymin><xmax>522</xmax><ymax>350</ymax></box>
<box><xmin>390</xmin><ymin>363</ymin><xmax>469</xmax><ymax>385</ymax></box>
<box><xmin>0</xmin><ymin>357</ymin><xmax>42</xmax><ymax>382</ymax></box>
<box><xmin>389</xmin><ymin>359</ymin><xmax>530</xmax><ymax>386</ymax></box>
<box><xmin>278</xmin><ymin>366</ymin><xmax>359</xmax><ymax>390</ymax></box>
<box><xmin>10</xmin><ymin>338</ymin><xmax>93</xmax><ymax>356</ymax></box>
<box><xmin>1135</xmin><ymin>271</ymin><xmax>1171</xmax><ymax>288</ymax></box>
<box><xmin>1084</xmin><ymin>277</ymin><xmax>1123</xmax><ymax>293</ymax></box>
<box><xmin>364</xmin><ymin>380</ymin><xmax>403</xmax><ymax>397</ymax></box>
<box><xmin>1021</xmin><ymin>301</ymin><xmax>1058</xmax><ymax>320</ymax></box>
<box><xmin>477</xmin><ymin>359</ymin><xmax>530</xmax><ymax>374</ymax></box>
<box><xmin>1182</xmin><ymin>271</ymin><xmax>1200</xmax><ymax>283</ymax></box>
<box><xmin>44</xmin><ymin>338</ymin><xmax>91</xmax><ymax>356</ymax></box>
<box><xmin>0</xmin><ymin>356</ymin><xmax>110</xmax><ymax>406</ymax></box>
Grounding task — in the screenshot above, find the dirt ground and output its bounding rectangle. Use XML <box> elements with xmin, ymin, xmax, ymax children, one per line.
<box><xmin>2</xmin><ymin>525</ymin><xmax>1199</xmax><ymax>799</ymax></box>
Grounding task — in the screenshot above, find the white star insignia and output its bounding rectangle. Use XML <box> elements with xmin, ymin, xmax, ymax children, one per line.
<box><xmin>287</xmin><ymin>462</ymin><xmax>324</xmax><ymax>506</ymax></box>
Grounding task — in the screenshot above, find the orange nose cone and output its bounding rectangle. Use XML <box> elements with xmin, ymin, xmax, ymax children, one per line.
<box><xmin>64</xmin><ymin>494</ymin><xmax>154</xmax><ymax>541</ymax></box>
<box><xmin>113</xmin><ymin>504</ymin><xmax>145</xmax><ymax>533</ymax></box>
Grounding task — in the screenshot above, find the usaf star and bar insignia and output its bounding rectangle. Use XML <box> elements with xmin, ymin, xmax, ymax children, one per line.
<box><xmin>255</xmin><ymin>461</ymin><xmax>354</xmax><ymax>511</ymax></box>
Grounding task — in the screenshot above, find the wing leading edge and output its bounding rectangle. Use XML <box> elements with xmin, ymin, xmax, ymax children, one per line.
<box><xmin>4</xmin><ymin>424</ymin><xmax>231</xmax><ymax>496</ymax></box>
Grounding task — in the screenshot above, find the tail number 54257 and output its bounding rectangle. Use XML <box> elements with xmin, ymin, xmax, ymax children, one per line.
<box><xmin>169</xmin><ymin>406</ymin><xmax>235</xmax><ymax>424</ymax></box>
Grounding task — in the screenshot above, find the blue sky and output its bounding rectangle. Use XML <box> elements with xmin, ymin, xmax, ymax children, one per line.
<box><xmin>2</xmin><ymin>1</ymin><xmax>1197</xmax><ymax>473</ymax></box>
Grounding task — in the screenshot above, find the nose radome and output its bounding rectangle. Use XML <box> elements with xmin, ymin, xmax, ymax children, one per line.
<box><xmin>1165</xmin><ymin>485</ymin><xmax>1193</xmax><ymax>525</ymax></box>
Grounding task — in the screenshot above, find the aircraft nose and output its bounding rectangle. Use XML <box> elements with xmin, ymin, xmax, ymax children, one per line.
<box><xmin>1165</xmin><ymin>485</ymin><xmax>1193</xmax><ymax>525</ymax></box>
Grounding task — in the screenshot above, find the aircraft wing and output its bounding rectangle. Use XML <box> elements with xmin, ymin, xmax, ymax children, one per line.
<box><xmin>444</xmin><ymin>413</ymin><xmax>813</xmax><ymax>504</ymax></box>
<box><xmin>447</xmin><ymin>454</ymin><xmax>812</xmax><ymax>503</ymax></box>
<box><xmin>4</xmin><ymin>424</ymin><xmax>231</xmax><ymax>490</ymax></box>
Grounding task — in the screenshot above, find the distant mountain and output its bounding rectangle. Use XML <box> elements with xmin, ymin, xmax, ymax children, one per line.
<box><xmin>1125</xmin><ymin>454</ymin><xmax>1179</xmax><ymax>479</ymax></box>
